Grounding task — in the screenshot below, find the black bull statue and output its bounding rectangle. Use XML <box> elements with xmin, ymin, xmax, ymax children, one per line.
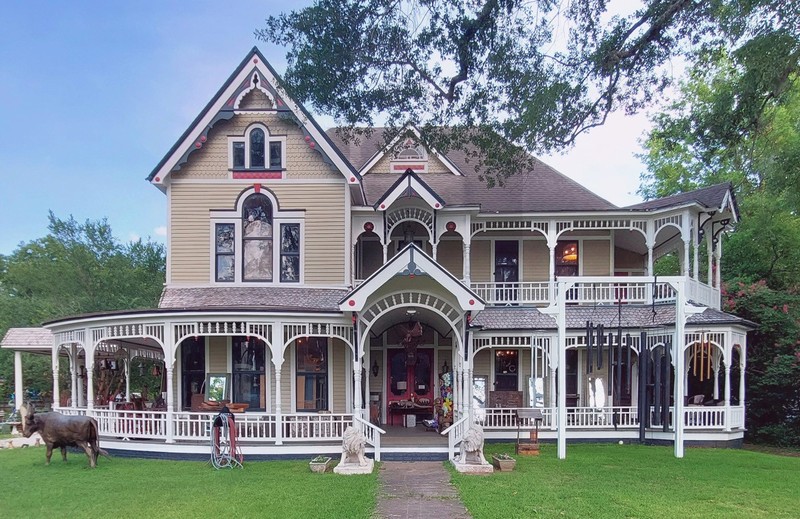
<box><xmin>20</xmin><ymin>405</ymin><xmax>110</xmax><ymax>468</ymax></box>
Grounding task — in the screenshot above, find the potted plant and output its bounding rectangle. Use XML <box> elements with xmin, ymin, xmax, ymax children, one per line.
<box><xmin>491</xmin><ymin>453</ymin><xmax>516</xmax><ymax>472</ymax></box>
<box><xmin>309</xmin><ymin>455</ymin><xmax>332</xmax><ymax>473</ymax></box>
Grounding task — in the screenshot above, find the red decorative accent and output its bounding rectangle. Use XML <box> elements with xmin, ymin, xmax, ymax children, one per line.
<box><xmin>469</xmin><ymin>299</ymin><xmax>475</xmax><ymax>306</ymax></box>
<box><xmin>195</xmin><ymin>142</ymin><xmax>202</xmax><ymax>148</ymax></box>
<box><xmin>254</xmin><ymin>183</ymin><xmax>261</xmax><ymax>193</ymax></box>
<box><xmin>392</xmin><ymin>164</ymin><xmax>425</xmax><ymax>171</ymax></box>
<box><xmin>277</xmin><ymin>99</ymin><xmax>283</xmax><ymax>107</ymax></box>
<box><xmin>200</xmin><ymin>135</ymin><xmax>207</xmax><ymax>143</ymax></box>
<box><xmin>380</xmin><ymin>204</ymin><xmax>386</xmax><ymax>209</ymax></box>
<box><xmin>304</xmin><ymin>135</ymin><xmax>311</xmax><ymax>142</ymax></box>
<box><xmin>350</xmin><ymin>176</ymin><xmax>356</xmax><ymax>182</ymax></box>
<box><xmin>253</xmin><ymin>58</ymin><xmax>259</xmax><ymax>64</ymax></box>
<box><xmin>409</xmin><ymin>274</ymin><xmax>415</xmax><ymax>278</ymax></box>
<box><xmin>446</xmin><ymin>221</ymin><xmax>457</xmax><ymax>232</ymax></box>
<box><xmin>232</xmin><ymin>171</ymin><xmax>283</xmax><ymax>180</ymax></box>
<box><xmin>309</xmin><ymin>142</ymin><xmax>315</xmax><ymax>149</ymax></box>
<box><xmin>434</xmin><ymin>203</ymin><xmax>440</xmax><ymax>208</ymax></box>
<box><xmin>348</xmin><ymin>300</ymin><xmax>356</xmax><ymax>307</ymax></box>
<box><xmin>363</xmin><ymin>222</ymin><xmax>374</xmax><ymax>232</ymax></box>
<box><xmin>154</xmin><ymin>177</ymin><xmax>160</xmax><ymax>182</ymax></box>
<box><xmin>351</xmin><ymin>313</ymin><xmax>357</xmax><ymax>324</ymax></box>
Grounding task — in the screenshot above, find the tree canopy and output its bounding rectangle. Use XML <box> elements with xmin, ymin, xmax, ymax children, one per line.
<box><xmin>0</xmin><ymin>213</ymin><xmax>165</xmax><ymax>404</ymax></box>
<box><xmin>639</xmin><ymin>51</ymin><xmax>800</xmax><ymax>446</ymax></box>
<box><xmin>259</xmin><ymin>0</ymin><xmax>799</xmax><ymax>181</ymax></box>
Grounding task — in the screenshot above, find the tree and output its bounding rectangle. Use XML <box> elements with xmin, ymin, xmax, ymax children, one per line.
<box><xmin>640</xmin><ymin>53</ymin><xmax>800</xmax><ymax>446</ymax></box>
<box><xmin>259</xmin><ymin>0</ymin><xmax>799</xmax><ymax>183</ymax></box>
<box><xmin>0</xmin><ymin>213</ymin><xmax>166</xmax><ymax>404</ymax></box>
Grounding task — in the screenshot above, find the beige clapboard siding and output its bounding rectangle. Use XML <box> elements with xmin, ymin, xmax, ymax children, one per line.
<box><xmin>169</xmin><ymin>183</ymin><xmax>346</xmax><ymax>284</ymax></box>
<box><xmin>437</xmin><ymin>240</ymin><xmax>463</xmax><ymax>278</ymax></box>
<box><xmin>473</xmin><ymin>349</ymin><xmax>491</xmax><ymax>379</ymax></box>
<box><xmin>615</xmin><ymin>246</ymin><xmax>645</xmax><ymax>271</ymax></box>
<box><xmin>582</xmin><ymin>240</ymin><xmax>611</xmax><ymax>276</ymax></box>
<box><xmin>172</xmin><ymin>113</ymin><xmax>342</xmax><ymax>181</ymax></box>
<box><xmin>521</xmin><ymin>240</ymin><xmax>548</xmax><ymax>281</ymax></box>
<box><xmin>470</xmin><ymin>240</ymin><xmax>491</xmax><ymax>282</ymax></box>
<box><xmin>208</xmin><ymin>337</ymin><xmax>228</xmax><ymax>372</ymax></box>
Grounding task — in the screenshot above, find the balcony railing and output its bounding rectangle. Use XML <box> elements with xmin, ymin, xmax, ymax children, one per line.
<box><xmin>469</xmin><ymin>276</ymin><xmax>720</xmax><ymax>309</ymax></box>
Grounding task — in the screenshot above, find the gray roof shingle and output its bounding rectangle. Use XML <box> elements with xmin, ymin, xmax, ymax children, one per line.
<box><xmin>624</xmin><ymin>182</ymin><xmax>733</xmax><ymax>211</ymax></box>
<box><xmin>158</xmin><ymin>287</ymin><xmax>349</xmax><ymax>312</ymax></box>
<box><xmin>1</xmin><ymin>328</ymin><xmax>53</xmax><ymax>349</ymax></box>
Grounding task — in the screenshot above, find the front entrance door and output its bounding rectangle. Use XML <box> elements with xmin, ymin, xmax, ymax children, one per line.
<box><xmin>387</xmin><ymin>348</ymin><xmax>434</xmax><ymax>403</ymax></box>
<box><xmin>494</xmin><ymin>240</ymin><xmax>519</xmax><ymax>303</ymax></box>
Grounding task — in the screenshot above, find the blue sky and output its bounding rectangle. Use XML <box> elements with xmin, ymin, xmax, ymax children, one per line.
<box><xmin>0</xmin><ymin>1</ymin><xmax>649</xmax><ymax>256</ymax></box>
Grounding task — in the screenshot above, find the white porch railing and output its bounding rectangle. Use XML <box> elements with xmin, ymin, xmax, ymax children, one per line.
<box><xmin>94</xmin><ymin>409</ymin><xmax>168</xmax><ymax>440</ymax></box>
<box><xmin>355</xmin><ymin>414</ymin><xmax>386</xmax><ymax>461</ymax></box>
<box><xmin>469</xmin><ymin>276</ymin><xmax>720</xmax><ymax>309</ymax></box>
<box><xmin>441</xmin><ymin>415</ymin><xmax>470</xmax><ymax>461</ymax></box>
<box><xmin>684</xmin><ymin>406</ymin><xmax>727</xmax><ymax>429</ymax></box>
<box><xmin>470</xmin><ymin>282</ymin><xmax>550</xmax><ymax>305</ymax></box>
<box><xmin>281</xmin><ymin>413</ymin><xmax>352</xmax><ymax>442</ymax></box>
<box><xmin>729</xmin><ymin>405</ymin><xmax>745</xmax><ymax>429</ymax></box>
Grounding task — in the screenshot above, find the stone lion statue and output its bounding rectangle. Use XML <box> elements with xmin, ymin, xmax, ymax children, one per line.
<box><xmin>458</xmin><ymin>423</ymin><xmax>489</xmax><ymax>465</ymax></box>
<box><xmin>340</xmin><ymin>425</ymin><xmax>368</xmax><ymax>466</ymax></box>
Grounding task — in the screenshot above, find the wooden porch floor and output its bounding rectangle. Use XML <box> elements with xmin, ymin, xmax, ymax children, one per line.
<box><xmin>380</xmin><ymin>425</ymin><xmax>448</xmax><ymax>447</ymax></box>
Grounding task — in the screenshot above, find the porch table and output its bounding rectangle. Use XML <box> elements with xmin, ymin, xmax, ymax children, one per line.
<box><xmin>387</xmin><ymin>404</ymin><xmax>433</xmax><ymax>426</ymax></box>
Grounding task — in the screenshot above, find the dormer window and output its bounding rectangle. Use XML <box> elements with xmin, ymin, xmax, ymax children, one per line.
<box><xmin>390</xmin><ymin>137</ymin><xmax>428</xmax><ymax>173</ymax></box>
<box><xmin>229</xmin><ymin>124</ymin><xmax>286</xmax><ymax>175</ymax></box>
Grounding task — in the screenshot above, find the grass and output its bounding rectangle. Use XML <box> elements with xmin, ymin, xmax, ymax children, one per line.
<box><xmin>452</xmin><ymin>443</ymin><xmax>800</xmax><ymax>519</ymax></box>
<box><xmin>0</xmin><ymin>448</ymin><xmax>377</xmax><ymax>519</ymax></box>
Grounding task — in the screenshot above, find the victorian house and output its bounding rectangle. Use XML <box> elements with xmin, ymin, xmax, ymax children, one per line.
<box><xmin>2</xmin><ymin>48</ymin><xmax>752</xmax><ymax>460</ymax></box>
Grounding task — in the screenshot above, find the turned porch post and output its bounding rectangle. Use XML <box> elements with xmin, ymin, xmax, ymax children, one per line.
<box><xmin>70</xmin><ymin>344</ymin><xmax>78</xmax><ymax>408</ymax></box>
<box><xmin>51</xmin><ymin>344</ymin><xmax>60</xmax><ymax>410</ymax></box>
<box><xmin>14</xmin><ymin>351</ymin><xmax>23</xmax><ymax>412</ymax></box>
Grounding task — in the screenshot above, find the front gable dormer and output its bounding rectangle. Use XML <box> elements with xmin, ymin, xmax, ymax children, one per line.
<box><xmin>359</xmin><ymin>125</ymin><xmax>463</xmax><ymax>177</ymax></box>
<box><xmin>147</xmin><ymin>48</ymin><xmax>362</xmax><ymax>190</ymax></box>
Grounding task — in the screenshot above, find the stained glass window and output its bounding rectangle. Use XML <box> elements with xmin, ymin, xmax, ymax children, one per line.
<box><xmin>269</xmin><ymin>141</ymin><xmax>282</xmax><ymax>169</ymax></box>
<box><xmin>215</xmin><ymin>223</ymin><xmax>235</xmax><ymax>282</ymax></box>
<box><xmin>250</xmin><ymin>128</ymin><xmax>265</xmax><ymax>168</ymax></box>
<box><xmin>280</xmin><ymin>223</ymin><xmax>300</xmax><ymax>282</ymax></box>
<box><xmin>242</xmin><ymin>194</ymin><xmax>272</xmax><ymax>281</ymax></box>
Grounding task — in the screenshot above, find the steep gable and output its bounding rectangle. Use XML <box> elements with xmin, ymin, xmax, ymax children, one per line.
<box><xmin>147</xmin><ymin>48</ymin><xmax>361</xmax><ymax>190</ymax></box>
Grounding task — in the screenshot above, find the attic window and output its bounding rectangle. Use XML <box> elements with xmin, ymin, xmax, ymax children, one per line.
<box><xmin>229</xmin><ymin>124</ymin><xmax>286</xmax><ymax>178</ymax></box>
<box><xmin>391</xmin><ymin>137</ymin><xmax>428</xmax><ymax>173</ymax></box>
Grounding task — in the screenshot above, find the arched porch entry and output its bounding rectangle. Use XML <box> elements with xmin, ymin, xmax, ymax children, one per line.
<box><xmin>340</xmin><ymin>244</ymin><xmax>485</xmax><ymax>437</ymax></box>
<box><xmin>358</xmin><ymin>290</ymin><xmax>466</xmax><ymax>430</ymax></box>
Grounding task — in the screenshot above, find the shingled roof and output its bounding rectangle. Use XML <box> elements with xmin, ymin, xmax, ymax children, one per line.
<box><xmin>1</xmin><ymin>327</ymin><xmax>53</xmax><ymax>351</ymax></box>
<box><xmin>624</xmin><ymin>182</ymin><xmax>735</xmax><ymax>212</ymax></box>
<box><xmin>470</xmin><ymin>304</ymin><xmax>755</xmax><ymax>331</ymax></box>
<box><xmin>326</xmin><ymin>128</ymin><xmax>617</xmax><ymax>212</ymax></box>
<box><xmin>158</xmin><ymin>287</ymin><xmax>349</xmax><ymax>313</ymax></box>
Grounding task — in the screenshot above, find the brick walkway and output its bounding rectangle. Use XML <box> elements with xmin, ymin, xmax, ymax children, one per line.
<box><xmin>375</xmin><ymin>461</ymin><xmax>471</xmax><ymax>519</ymax></box>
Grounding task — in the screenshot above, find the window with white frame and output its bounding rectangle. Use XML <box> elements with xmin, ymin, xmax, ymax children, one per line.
<box><xmin>211</xmin><ymin>188</ymin><xmax>304</xmax><ymax>284</ymax></box>
<box><xmin>229</xmin><ymin>124</ymin><xmax>285</xmax><ymax>170</ymax></box>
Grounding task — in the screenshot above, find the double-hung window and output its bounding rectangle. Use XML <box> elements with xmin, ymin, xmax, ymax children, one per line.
<box><xmin>232</xmin><ymin>337</ymin><xmax>267</xmax><ymax>411</ymax></box>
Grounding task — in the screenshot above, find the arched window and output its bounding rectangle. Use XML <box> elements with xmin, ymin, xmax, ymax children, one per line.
<box><xmin>242</xmin><ymin>194</ymin><xmax>273</xmax><ymax>281</ymax></box>
<box><xmin>250</xmin><ymin>128</ymin><xmax>266</xmax><ymax>168</ymax></box>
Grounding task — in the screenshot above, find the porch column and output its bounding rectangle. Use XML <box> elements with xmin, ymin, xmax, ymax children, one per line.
<box><xmin>724</xmin><ymin>364</ymin><xmax>732</xmax><ymax>432</ymax></box>
<box><xmin>683</xmin><ymin>239</ymin><xmax>691</xmax><ymax>277</ymax></box>
<box><xmin>555</xmin><ymin>280</ymin><xmax>568</xmax><ymax>459</ymax></box>
<box><xmin>548</xmin><ymin>242</ymin><xmax>556</xmax><ymax>300</ymax></box>
<box><xmin>273</xmin><ymin>322</ymin><xmax>284</xmax><ymax>445</ymax></box>
<box><xmin>714</xmin><ymin>240</ymin><xmax>722</xmax><ymax>290</ymax></box>
<box><xmin>462</xmin><ymin>242</ymin><xmax>471</xmax><ymax>284</ymax></box>
<box><xmin>70</xmin><ymin>345</ymin><xmax>78</xmax><ymax>407</ymax></box>
<box><xmin>646</xmin><ymin>220</ymin><xmax>655</xmax><ymax>276</ymax></box>
<box><xmin>353</xmin><ymin>360</ymin><xmax>363</xmax><ymax>419</ymax></box>
<box><xmin>432</xmin><ymin>241</ymin><xmax>438</xmax><ymax>261</ymax></box>
<box><xmin>124</xmin><ymin>359</ymin><xmax>131</xmax><ymax>401</ymax></box>
<box><xmin>739</xmin><ymin>349</ymin><xmax>746</xmax><ymax>409</ymax></box>
<box><xmin>673</xmin><ymin>280</ymin><xmax>688</xmax><ymax>459</ymax></box>
<box><xmin>647</xmin><ymin>243</ymin><xmax>654</xmax><ymax>276</ymax></box>
<box><xmin>52</xmin><ymin>345</ymin><xmax>60</xmax><ymax>410</ymax></box>
<box><xmin>275</xmin><ymin>368</ymin><xmax>283</xmax><ymax>445</ymax></box>
<box><xmin>549</xmin><ymin>366</ymin><xmax>556</xmax><ymax>428</ymax></box>
<box><xmin>165</xmin><ymin>364</ymin><xmax>175</xmax><ymax>443</ymax></box>
<box><xmin>382</xmin><ymin>243</ymin><xmax>388</xmax><ymax>264</ymax></box>
<box><xmin>713</xmin><ymin>362</ymin><xmax>720</xmax><ymax>400</ymax></box>
<box><xmin>706</xmin><ymin>234</ymin><xmax>713</xmax><ymax>285</ymax></box>
<box><xmin>692</xmin><ymin>239</ymin><xmax>699</xmax><ymax>280</ymax></box>
<box><xmin>86</xmin><ymin>345</ymin><xmax>96</xmax><ymax>411</ymax></box>
<box><xmin>14</xmin><ymin>350</ymin><xmax>23</xmax><ymax>412</ymax></box>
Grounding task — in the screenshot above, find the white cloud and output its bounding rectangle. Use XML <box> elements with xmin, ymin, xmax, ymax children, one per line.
<box><xmin>128</xmin><ymin>233</ymin><xmax>141</xmax><ymax>242</ymax></box>
<box><xmin>154</xmin><ymin>226</ymin><xmax>167</xmax><ymax>237</ymax></box>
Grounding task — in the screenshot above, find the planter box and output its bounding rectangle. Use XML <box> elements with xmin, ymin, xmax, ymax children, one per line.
<box><xmin>309</xmin><ymin>457</ymin><xmax>332</xmax><ymax>473</ymax></box>
<box><xmin>491</xmin><ymin>454</ymin><xmax>516</xmax><ymax>472</ymax></box>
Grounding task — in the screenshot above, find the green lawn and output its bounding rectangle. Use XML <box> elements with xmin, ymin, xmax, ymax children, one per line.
<box><xmin>0</xmin><ymin>448</ymin><xmax>377</xmax><ymax>519</ymax></box>
<box><xmin>453</xmin><ymin>443</ymin><xmax>800</xmax><ymax>519</ymax></box>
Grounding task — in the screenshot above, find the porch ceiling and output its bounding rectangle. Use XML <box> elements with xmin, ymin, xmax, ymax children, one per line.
<box><xmin>369</xmin><ymin>305</ymin><xmax>454</xmax><ymax>339</ymax></box>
